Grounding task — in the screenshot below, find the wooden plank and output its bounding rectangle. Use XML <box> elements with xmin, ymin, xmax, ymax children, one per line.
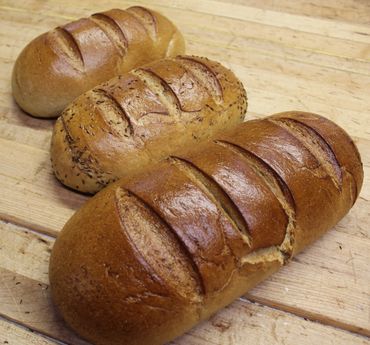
<box><xmin>0</xmin><ymin>133</ymin><xmax>369</xmax><ymax>236</ymax></box>
<box><xmin>172</xmin><ymin>301</ymin><xmax>370</xmax><ymax>345</ymax></box>
<box><xmin>0</xmin><ymin>222</ymin><xmax>369</xmax><ymax>345</ymax></box>
<box><xmin>0</xmin><ymin>120</ymin><xmax>52</xmax><ymax>150</ymax></box>
<box><xmin>2</xmin><ymin>27</ymin><xmax>370</xmax><ymax>109</ymax></box>
<box><xmin>0</xmin><ymin>317</ymin><xmax>60</xmax><ymax>345</ymax></box>
<box><xmin>4</xmin><ymin>0</ymin><xmax>370</xmax><ymax>44</ymax></box>
<box><xmin>1</xmin><ymin>2</ymin><xmax>369</xmax><ymax>69</ymax></box>
<box><xmin>212</xmin><ymin>0</ymin><xmax>370</xmax><ymax>24</ymax></box>
<box><xmin>0</xmin><ymin>224</ymin><xmax>51</xmax><ymax>284</ymax></box>
<box><xmin>247</xmin><ymin>222</ymin><xmax>370</xmax><ymax>335</ymax></box>
<box><xmin>0</xmin><ymin>138</ymin><xmax>87</xmax><ymax>236</ymax></box>
<box><xmin>156</xmin><ymin>0</ymin><xmax>370</xmax><ymax>43</ymax></box>
<box><xmin>2</xmin><ymin>8</ymin><xmax>369</xmax><ymax>87</ymax></box>
<box><xmin>0</xmin><ymin>268</ymin><xmax>88</xmax><ymax>345</ymax></box>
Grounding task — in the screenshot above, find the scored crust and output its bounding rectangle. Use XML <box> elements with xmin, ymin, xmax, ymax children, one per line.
<box><xmin>50</xmin><ymin>56</ymin><xmax>248</xmax><ymax>193</ymax></box>
<box><xmin>12</xmin><ymin>7</ymin><xmax>185</xmax><ymax>118</ymax></box>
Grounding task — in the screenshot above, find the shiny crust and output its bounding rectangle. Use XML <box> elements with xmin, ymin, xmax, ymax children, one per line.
<box><xmin>12</xmin><ymin>7</ymin><xmax>185</xmax><ymax>118</ymax></box>
<box><xmin>50</xmin><ymin>56</ymin><xmax>248</xmax><ymax>193</ymax></box>
<box><xmin>49</xmin><ymin>111</ymin><xmax>363</xmax><ymax>345</ymax></box>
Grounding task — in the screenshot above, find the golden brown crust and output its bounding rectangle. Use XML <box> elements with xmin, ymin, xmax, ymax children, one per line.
<box><xmin>50</xmin><ymin>186</ymin><xmax>201</xmax><ymax>345</ymax></box>
<box><xmin>49</xmin><ymin>111</ymin><xmax>363</xmax><ymax>345</ymax></box>
<box><xmin>270</xmin><ymin>111</ymin><xmax>363</xmax><ymax>203</ymax></box>
<box><xmin>12</xmin><ymin>7</ymin><xmax>185</xmax><ymax>118</ymax></box>
<box><xmin>185</xmin><ymin>141</ymin><xmax>289</xmax><ymax>252</ymax></box>
<box><xmin>50</xmin><ymin>56</ymin><xmax>247</xmax><ymax>193</ymax></box>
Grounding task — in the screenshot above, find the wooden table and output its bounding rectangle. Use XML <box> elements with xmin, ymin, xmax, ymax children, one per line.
<box><xmin>0</xmin><ymin>0</ymin><xmax>369</xmax><ymax>344</ymax></box>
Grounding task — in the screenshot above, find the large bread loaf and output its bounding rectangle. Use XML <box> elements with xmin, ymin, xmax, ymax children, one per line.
<box><xmin>12</xmin><ymin>7</ymin><xmax>185</xmax><ymax>117</ymax></box>
<box><xmin>50</xmin><ymin>56</ymin><xmax>247</xmax><ymax>193</ymax></box>
<box><xmin>49</xmin><ymin>111</ymin><xmax>363</xmax><ymax>345</ymax></box>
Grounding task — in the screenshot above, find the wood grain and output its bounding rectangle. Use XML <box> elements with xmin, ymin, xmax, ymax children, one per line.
<box><xmin>0</xmin><ymin>317</ymin><xmax>59</xmax><ymax>345</ymax></box>
<box><xmin>0</xmin><ymin>0</ymin><xmax>369</xmax><ymax>344</ymax></box>
<box><xmin>211</xmin><ymin>0</ymin><xmax>370</xmax><ymax>24</ymax></box>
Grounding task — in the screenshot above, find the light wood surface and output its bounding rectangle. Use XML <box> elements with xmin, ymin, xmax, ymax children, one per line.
<box><xmin>0</xmin><ymin>0</ymin><xmax>369</xmax><ymax>344</ymax></box>
<box><xmin>0</xmin><ymin>317</ymin><xmax>60</xmax><ymax>345</ymax></box>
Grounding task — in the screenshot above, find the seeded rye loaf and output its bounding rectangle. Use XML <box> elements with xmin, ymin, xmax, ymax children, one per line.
<box><xmin>51</xmin><ymin>56</ymin><xmax>247</xmax><ymax>193</ymax></box>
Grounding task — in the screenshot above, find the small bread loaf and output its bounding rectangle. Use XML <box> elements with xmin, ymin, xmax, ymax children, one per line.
<box><xmin>49</xmin><ymin>111</ymin><xmax>363</xmax><ymax>345</ymax></box>
<box><xmin>12</xmin><ymin>6</ymin><xmax>185</xmax><ymax>117</ymax></box>
<box><xmin>50</xmin><ymin>56</ymin><xmax>247</xmax><ymax>193</ymax></box>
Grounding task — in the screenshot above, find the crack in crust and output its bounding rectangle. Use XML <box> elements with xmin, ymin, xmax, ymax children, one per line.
<box><xmin>114</xmin><ymin>187</ymin><xmax>205</xmax><ymax>299</ymax></box>
<box><xmin>215</xmin><ymin>140</ymin><xmax>297</xmax><ymax>264</ymax></box>
<box><xmin>50</xmin><ymin>27</ymin><xmax>85</xmax><ymax>71</ymax></box>
<box><xmin>270</xmin><ymin>117</ymin><xmax>342</xmax><ymax>190</ymax></box>
<box><xmin>175</xmin><ymin>56</ymin><xmax>223</xmax><ymax>104</ymax></box>
<box><xmin>170</xmin><ymin>156</ymin><xmax>251</xmax><ymax>247</ymax></box>
<box><xmin>345</xmin><ymin>168</ymin><xmax>358</xmax><ymax>206</ymax></box>
<box><xmin>93</xmin><ymin>88</ymin><xmax>134</xmax><ymax>137</ymax></box>
<box><xmin>136</xmin><ymin>64</ymin><xmax>211</xmax><ymax>114</ymax></box>
<box><xmin>90</xmin><ymin>13</ymin><xmax>128</xmax><ymax>57</ymax></box>
<box><xmin>215</xmin><ymin>141</ymin><xmax>296</xmax><ymax>214</ymax></box>
<box><xmin>132</xmin><ymin>68</ymin><xmax>182</xmax><ymax>118</ymax></box>
<box><xmin>126</xmin><ymin>6</ymin><xmax>157</xmax><ymax>40</ymax></box>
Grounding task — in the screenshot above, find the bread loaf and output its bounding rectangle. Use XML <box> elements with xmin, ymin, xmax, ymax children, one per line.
<box><xmin>49</xmin><ymin>111</ymin><xmax>363</xmax><ymax>345</ymax></box>
<box><xmin>50</xmin><ymin>56</ymin><xmax>247</xmax><ymax>193</ymax></box>
<box><xmin>12</xmin><ymin>6</ymin><xmax>185</xmax><ymax>118</ymax></box>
